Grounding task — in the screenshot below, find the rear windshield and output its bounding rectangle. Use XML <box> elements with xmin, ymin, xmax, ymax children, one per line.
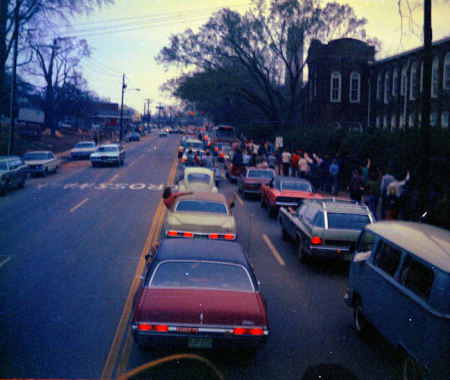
<box><xmin>281</xmin><ymin>181</ymin><xmax>312</xmax><ymax>192</ymax></box>
<box><xmin>97</xmin><ymin>146</ymin><xmax>118</xmax><ymax>152</ymax></box>
<box><xmin>186</xmin><ymin>142</ymin><xmax>203</xmax><ymax>150</ymax></box>
<box><xmin>150</xmin><ymin>261</ymin><xmax>254</xmax><ymax>292</ymax></box>
<box><xmin>248</xmin><ymin>169</ymin><xmax>275</xmax><ymax>179</ymax></box>
<box><xmin>23</xmin><ymin>153</ymin><xmax>47</xmax><ymax>160</ymax></box>
<box><xmin>327</xmin><ymin>213</ymin><xmax>370</xmax><ymax>230</ymax></box>
<box><xmin>187</xmin><ymin>173</ymin><xmax>211</xmax><ymax>183</ymax></box>
<box><xmin>75</xmin><ymin>142</ymin><xmax>95</xmax><ymax>148</ymax></box>
<box><xmin>175</xmin><ymin>200</ymin><xmax>228</xmax><ymax>214</ymax></box>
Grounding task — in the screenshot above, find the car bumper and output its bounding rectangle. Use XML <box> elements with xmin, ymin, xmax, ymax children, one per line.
<box><xmin>28</xmin><ymin>166</ymin><xmax>46</xmax><ymax>174</ymax></box>
<box><xmin>132</xmin><ymin>328</ymin><xmax>268</xmax><ymax>349</ymax></box>
<box><xmin>71</xmin><ymin>152</ymin><xmax>92</xmax><ymax>159</ymax></box>
<box><xmin>91</xmin><ymin>157</ymin><xmax>120</xmax><ymax>164</ymax></box>
<box><xmin>309</xmin><ymin>246</ymin><xmax>352</xmax><ymax>261</ymax></box>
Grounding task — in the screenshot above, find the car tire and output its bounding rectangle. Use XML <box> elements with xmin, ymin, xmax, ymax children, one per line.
<box><xmin>281</xmin><ymin>225</ymin><xmax>289</xmax><ymax>241</ymax></box>
<box><xmin>261</xmin><ymin>196</ymin><xmax>267</xmax><ymax>208</ymax></box>
<box><xmin>353</xmin><ymin>298</ymin><xmax>370</xmax><ymax>340</ymax></box>
<box><xmin>54</xmin><ymin>166</ymin><xmax>58</xmax><ymax>173</ymax></box>
<box><xmin>0</xmin><ymin>184</ymin><xmax>8</xmax><ymax>196</ymax></box>
<box><xmin>238</xmin><ymin>183</ymin><xmax>243</xmax><ymax>194</ymax></box>
<box><xmin>18</xmin><ymin>178</ymin><xmax>25</xmax><ymax>188</ymax></box>
<box><xmin>296</xmin><ymin>239</ymin><xmax>308</xmax><ymax>263</ymax></box>
<box><xmin>91</xmin><ymin>162</ymin><xmax>97</xmax><ymax>168</ymax></box>
<box><xmin>268</xmin><ymin>203</ymin><xmax>277</xmax><ymax>218</ymax></box>
<box><xmin>402</xmin><ymin>351</ymin><xmax>422</xmax><ymax>380</ymax></box>
<box><xmin>43</xmin><ymin>168</ymin><xmax>48</xmax><ymax>177</ymax></box>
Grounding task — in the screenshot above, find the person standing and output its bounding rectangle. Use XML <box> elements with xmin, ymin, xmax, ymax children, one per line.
<box><xmin>291</xmin><ymin>151</ymin><xmax>300</xmax><ymax>177</ymax></box>
<box><xmin>348</xmin><ymin>168</ymin><xmax>365</xmax><ymax>203</ymax></box>
<box><xmin>281</xmin><ymin>149</ymin><xmax>292</xmax><ymax>176</ymax></box>
<box><xmin>329</xmin><ymin>159</ymin><xmax>339</xmax><ymax>195</ymax></box>
<box><xmin>268</xmin><ymin>152</ymin><xmax>277</xmax><ymax>170</ymax></box>
<box><xmin>298</xmin><ymin>153</ymin><xmax>309</xmax><ymax>178</ymax></box>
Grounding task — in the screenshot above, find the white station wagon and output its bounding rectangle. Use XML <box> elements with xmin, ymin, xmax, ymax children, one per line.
<box><xmin>22</xmin><ymin>151</ymin><xmax>60</xmax><ymax>176</ymax></box>
<box><xmin>90</xmin><ymin>143</ymin><xmax>125</xmax><ymax>167</ymax></box>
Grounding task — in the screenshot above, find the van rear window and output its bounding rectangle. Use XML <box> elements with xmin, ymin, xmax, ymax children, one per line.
<box><xmin>373</xmin><ymin>241</ymin><xmax>402</xmax><ymax>276</ymax></box>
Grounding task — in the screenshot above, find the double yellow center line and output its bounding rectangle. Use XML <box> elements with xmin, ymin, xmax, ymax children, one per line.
<box><xmin>101</xmin><ymin>155</ymin><xmax>178</xmax><ymax>379</ymax></box>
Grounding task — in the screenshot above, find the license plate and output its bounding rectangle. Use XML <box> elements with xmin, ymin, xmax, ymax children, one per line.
<box><xmin>188</xmin><ymin>337</ymin><xmax>212</xmax><ymax>348</ymax></box>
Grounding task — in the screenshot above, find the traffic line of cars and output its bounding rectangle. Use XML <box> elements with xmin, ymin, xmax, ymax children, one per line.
<box><xmin>130</xmin><ymin>142</ymin><xmax>269</xmax><ymax>353</ymax></box>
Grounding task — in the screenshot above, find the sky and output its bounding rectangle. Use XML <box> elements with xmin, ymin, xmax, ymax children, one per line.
<box><xmin>54</xmin><ymin>0</ymin><xmax>449</xmax><ymax>115</ymax></box>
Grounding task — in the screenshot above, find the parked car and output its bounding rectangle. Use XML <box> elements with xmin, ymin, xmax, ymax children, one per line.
<box><xmin>177</xmin><ymin>167</ymin><xmax>218</xmax><ymax>193</ymax></box>
<box><xmin>70</xmin><ymin>141</ymin><xmax>97</xmax><ymax>160</ymax></box>
<box><xmin>279</xmin><ymin>199</ymin><xmax>375</xmax><ymax>263</ymax></box>
<box><xmin>22</xmin><ymin>151</ymin><xmax>60</xmax><ymax>176</ymax></box>
<box><xmin>260</xmin><ymin>176</ymin><xmax>321</xmax><ymax>218</ymax></box>
<box><xmin>344</xmin><ymin>221</ymin><xmax>450</xmax><ymax>380</ymax></box>
<box><xmin>90</xmin><ymin>143</ymin><xmax>125</xmax><ymax>167</ymax></box>
<box><xmin>165</xmin><ymin>191</ymin><xmax>236</xmax><ymax>240</ymax></box>
<box><xmin>238</xmin><ymin>167</ymin><xmax>276</xmax><ymax>198</ymax></box>
<box><xmin>180</xmin><ymin>138</ymin><xmax>205</xmax><ymax>162</ymax></box>
<box><xmin>127</xmin><ymin>132</ymin><xmax>140</xmax><ymax>142</ymax></box>
<box><xmin>159</xmin><ymin>129</ymin><xmax>168</xmax><ymax>137</ymax></box>
<box><xmin>0</xmin><ymin>156</ymin><xmax>30</xmax><ymax>196</ymax></box>
<box><xmin>131</xmin><ymin>238</ymin><xmax>269</xmax><ymax>350</ymax></box>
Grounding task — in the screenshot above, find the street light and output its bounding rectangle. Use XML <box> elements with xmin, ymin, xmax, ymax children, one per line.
<box><xmin>119</xmin><ymin>73</ymin><xmax>140</xmax><ymax>141</ymax></box>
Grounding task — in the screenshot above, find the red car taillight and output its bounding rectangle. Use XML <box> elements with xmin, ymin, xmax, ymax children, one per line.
<box><xmin>167</xmin><ymin>230</ymin><xmax>178</xmax><ymax>237</ymax></box>
<box><xmin>311</xmin><ymin>236</ymin><xmax>322</xmax><ymax>245</ymax></box>
<box><xmin>209</xmin><ymin>233</ymin><xmax>219</xmax><ymax>239</ymax></box>
<box><xmin>233</xmin><ymin>327</ymin><xmax>264</xmax><ymax>336</ymax></box>
<box><xmin>224</xmin><ymin>234</ymin><xmax>235</xmax><ymax>240</ymax></box>
<box><xmin>137</xmin><ymin>323</ymin><xmax>169</xmax><ymax>332</ymax></box>
<box><xmin>183</xmin><ymin>232</ymin><xmax>194</xmax><ymax>238</ymax></box>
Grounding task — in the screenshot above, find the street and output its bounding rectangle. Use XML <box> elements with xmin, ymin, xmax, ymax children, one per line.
<box><xmin>1</xmin><ymin>134</ymin><xmax>401</xmax><ymax>379</ymax></box>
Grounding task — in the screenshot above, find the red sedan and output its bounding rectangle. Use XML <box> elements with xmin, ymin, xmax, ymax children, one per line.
<box><xmin>260</xmin><ymin>176</ymin><xmax>322</xmax><ymax>217</ymax></box>
<box><xmin>132</xmin><ymin>239</ymin><xmax>269</xmax><ymax>351</ymax></box>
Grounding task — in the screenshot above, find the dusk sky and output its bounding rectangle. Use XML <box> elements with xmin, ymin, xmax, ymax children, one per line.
<box><xmin>53</xmin><ymin>0</ymin><xmax>449</xmax><ymax>115</ymax></box>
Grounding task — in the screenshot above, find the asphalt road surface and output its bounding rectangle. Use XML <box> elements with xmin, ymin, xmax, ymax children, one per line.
<box><xmin>0</xmin><ymin>133</ymin><xmax>401</xmax><ymax>379</ymax></box>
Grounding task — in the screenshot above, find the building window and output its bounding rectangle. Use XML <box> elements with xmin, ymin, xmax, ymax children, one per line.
<box><xmin>399</xmin><ymin>114</ymin><xmax>405</xmax><ymax>129</ymax></box>
<box><xmin>409</xmin><ymin>113</ymin><xmax>415</xmax><ymax>128</ymax></box>
<box><xmin>384</xmin><ymin>71</ymin><xmax>391</xmax><ymax>104</ymax></box>
<box><xmin>444</xmin><ymin>53</ymin><xmax>450</xmax><ymax>90</ymax></box>
<box><xmin>330</xmin><ymin>72</ymin><xmax>341</xmax><ymax>102</ymax></box>
<box><xmin>391</xmin><ymin>114</ymin><xmax>396</xmax><ymax>130</ymax></box>
<box><xmin>430</xmin><ymin>112</ymin><xmax>437</xmax><ymax>126</ymax></box>
<box><xmin>376</xmin><ymin>115</ymin><xmax>381</xmax><ymax>128</ymax></box>
<box><xmin>442</xmin><ymin>112</ymin><xmax>448</xmax><ymax>128</ymax></box>
<box><xmin>376</xmin><ymin>72</ymin><xmax>383</xmax><ymax>101</ymax></box>
<box><xmin>383</xmin><ymin>115</ymin><xmax>388</xmax><ymax>129</ymax></box>
<box><xmin>432</xmin><ymin>56</ymin><xmax>439</xmax><ymax>98</ymax></box>
<box><xmin>420</xmin><ymin>61</ymin><xmax>424</xmax><ymax>93</ymax></box>
<box><xmin>401</xmin><ymin>64</ymin><xmax>408</xmax><ymax>96</ymax></box>
<box><xmin>392</xmin><ymin>67</ymin><xmax>399</xmax><ymax>97</ymax></box>
<box><xmin>410</xmin><ymin>61</ymin><xmax>418</xmax><ymax>100</ymax></box>
<box><xmin>349</xmin><ymin>72</ymin><xmax>360</xmax><ymax>103</ymax></box>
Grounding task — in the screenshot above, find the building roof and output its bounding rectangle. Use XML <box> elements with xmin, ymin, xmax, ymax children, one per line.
<box><xmin>374</xmin><ymin>36</ymin><xmax>450</xmax><ymax>65</ymax></box>
<box><xmin>366</xmin><ymin>221</ymin><xmax>450</xmax><ymax>272</ymax></box>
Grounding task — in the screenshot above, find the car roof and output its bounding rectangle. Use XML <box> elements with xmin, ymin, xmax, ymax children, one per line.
<box><xmin>276</xmin><ymin>176</ymin><xmax>311</xmax><ymax>183</ymax></box>
<box><xmin>24</xmin><ymin>150</ymin><xmax>52</xmax><ymax>154</ymax></box>
<box><xmin>366</xmin><ymin>221</ymin><xmax>450</xmax><ymax>272</ymax></box>
<box><xmin>98</xmin><ymin>144</ymin><xmax>119</xmax><ymax>148</ymax></box>
<box><xmin>305</xmin><ymin>198</ymin><xmax>371</xmax><ymax>214</ymax></box>
<box><xmin>176</xmin><ymin>191</ymin><xmax>227</xmax><ymax>203</ymax></box>
<box><xmin>247</xmin><ymin>167</ymin><xmax>275</xmax><ymax>172</ymax></box>
<box><xmin>185</xmin><ymin>138</ymin><xmax>202</xmax><ymax>143</ymax></box>
<box><xmin>76</xmin><ymin>140</ymin><xmax>96</xmax><ymax>144</ymax></box>
<box><xmin>155</xmin><ymin>239</ymin><xmax>250</xmax><ymax>267</ymax></box>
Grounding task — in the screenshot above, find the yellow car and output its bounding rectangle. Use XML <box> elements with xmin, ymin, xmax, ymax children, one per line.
<box><xmin>177</xmin><ymin>167</ymin><xmax>218</xmax><ymax>192</ymax></box>
<box><xmin>165</xmin><ymin>192</ymin><xmax>236</xmax><ymax>240</ymax></box>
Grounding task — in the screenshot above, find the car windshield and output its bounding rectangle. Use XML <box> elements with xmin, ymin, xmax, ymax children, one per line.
<box><xmin>247</xmin><ymin>169</ymin><xmax>274</xmax><ymax>179</ymax></box>
<box><xmin>281</xmin><ymin>181</ymin><xmax>312</xmax><ymax>192</ymax></box>
<box><xmin>75</xmin><ymin>142</ymin><xmax>95</xmax><ymax>148</ymax></box>
<box><xmin>97</xmin><ymin>146</ymin><xmax>118</xmax><ymax>152</ymax></box>
<box><xmin>187</xmin><ymin>173</ymin><xmax>211</xmax><ymax>183</ymax></box>
<box><xmin>149</xmin><ymin>261</ymin><xmax>254</xmax><ymax>292</ymax></box>
<box><xmin>23</xmin><ymin>153</ymin><xmax>48</xmax><ymax>160</ymax></box>
<box><xmin>327</xmin><ymin>213</ymin><xmax>371</xmax><ymax>230</ymax></box>
<box><xmin>175</xmin><ymin>200</ymin><xmax>227</xmax><ymax>214</ymax></box>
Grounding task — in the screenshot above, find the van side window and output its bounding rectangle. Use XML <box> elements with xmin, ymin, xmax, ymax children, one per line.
<box><xmin>372</xmin><ymin>241</ymin><xmax>402</xmax><ymax>276</ymax></box>
<box><xmin>400</xmin><ymin>256</ymin><xmax>434</xmax><ymax>301</ymax></box>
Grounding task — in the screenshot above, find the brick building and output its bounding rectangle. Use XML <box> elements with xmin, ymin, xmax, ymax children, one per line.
<box><xmin>305</xmin><ymin>37</ymin><xmax>450</xmax><ymax>130</ymax></box>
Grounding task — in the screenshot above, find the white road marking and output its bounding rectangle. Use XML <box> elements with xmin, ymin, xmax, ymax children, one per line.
<box><xmin>262</xmin><ymin>234</ymin><xmax>286</xmax><ymax>266</ymax></box>
<box><xmin>0</xmin><ymin>257</ymin><xmax>11</xmax><ymax>269</ymax></box>
<box><xmin>109</xmin><ymin>174</ymin><xmax>119</xmax><ymax>182</ymax></box>
<box><xmin>128</xmin><ymin>160</ymin><xmax>137</xmax><ymax>168</ymax></box>
<box><xmin>69</xmin><ymin>198</ymin><xmax>89</xmax><ymax>213</ymax></box>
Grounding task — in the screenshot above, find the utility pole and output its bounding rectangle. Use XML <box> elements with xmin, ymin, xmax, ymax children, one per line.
<box><xmin>7</xmin><ymin>0</ymin><xmax>19</xmax><ymax>155</ymax></box>
<box><xmin>145</xmin><ymin>98</ymin><xmax>152</xmax><ymax>132</ymax></box>
<box><xmin>119</xmin><ymin>74</ymin><xmax>126</xmax><ymax>141</ymax></box>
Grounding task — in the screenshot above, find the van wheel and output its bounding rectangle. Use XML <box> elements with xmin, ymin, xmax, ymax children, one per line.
<box><xmin>353</xmin><ymin>299</ymin><xmax>370</xmax><ymax>339</ymax></box>
<box><xmin>402</xmin><ymin>352</ymin><xmax>422</xmax><ymax>380</ymax></box>
<box><xmin>268</xmin><ymin>204</ymin><xmax>277</xmax><ymax>218</ymax></box>
<box><xmin>281</xmin><ymin>225</ymin><xmax>289</xmax><ymax>241</ymax></box>
<box><xmin>261</xmin><ymin>196</ymin><xmax>267</xmax><ymax>208</ymax></box>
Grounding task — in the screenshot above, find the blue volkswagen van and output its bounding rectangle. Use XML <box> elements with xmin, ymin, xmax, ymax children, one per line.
<box><xmin>344</xmin><ymin>221</ymin><xmax>449</xmax><ymax>380</ymax></box>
